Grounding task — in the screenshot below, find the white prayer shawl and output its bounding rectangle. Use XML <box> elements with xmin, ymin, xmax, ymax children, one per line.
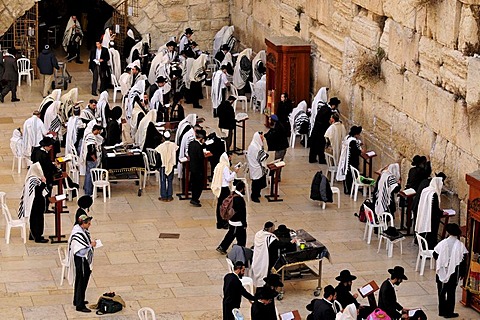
<box><xmin>213</xmin><ymin>26</ymin><xmax>235</xmax><ymax>55</ymax></box>
<box><xmin>109</xmin><ymin>47</ymin><xmax>121</xmax><ymax>80</ymax></box>
<box><xmin>65</xmin><ymin>115</ymin><xmax>80</xmax><ymax>156</ymax></box>
<box><xmin>251</xmin><ymin>229</ymin><xmax>278</xmax><ymax>287</ymax></box>
<box><xmin>59</xmin><ymin>88</ymin><xmax>79</xmax><ymax>132</ymax></box>
<box><xmin>179</xmin><ymin>34</ymin><xmax>190</xmax><ymax>53</ymax></box>
<box><xmin>222</xmin><ymin>52</ymin><xmax>233</xmax><ymax>68</ymax></box>
<box><xmin>233</xmin><ymin>48</ymin><xmax>252</xmax><ymax>90</ymax></box>
<box><xmin>175</xmin><ymin>114</ymin><xmax>196</xmax><ymax>146</ymax></box>
<box><xmin>336</xmin><ymin>136</ymin><xmax>357</xmax><ymax>181</ymax></box>
<box><xmin>18</xmin><ymin>163</ymin><xmax>46</xmax><ymax>219</ymax></box>
<box><xmin>155</xmin><ymin>141</ymin><xmax>178</xmax><ymax>176</ymax></box>
<box><xmin>126</xmin><ymin>79</ymin><xmax>146</xmax><ymax>122</ymax></box>
<box><xmin>324</xmin><ymin>122</ymin><xmax>347</xmax><ymax>165</ymax></box>
<box><xmin>150</xmin><ymin>87</ymin><xmax>164</xmax><ymax>111</ymax></box>
<box><xmin>336</xmin><ymin>304</ymin><xmax>357</xmax><ymax>320</ymax></box>
<box><xmin>178</xmin><ymin>128</ymin><xmax>195</xmax><ymax>178</ymax></box>
<box><xmin>310</xmin><ymin>87</ymin><xmax>328</xmax><ymax>135</ymax></box>
<box><xmin>374</xmin><ymin>163</ymin><xmax>400</xmax><ymax>215</ymax></box>
<box><xmin>247</xmin><ymin>132</ymin><xmax>266</xmax><ymax>180</ymax></box>
<box><xmin>182</xmin><ymin>57</ymin><xmax>194</xmax><ymax>90</ymax></box>
<box><xmin>189</xmin><ymin>54</ymin><xmax>207</xmax><ymax>83</ymax></box>
<box><xmin>288</xmin><ymin>100</ymin><xmax>307</xmax><ymax>131</ymax></box>
<box><xmin>211</xmin><ymin>70</ymin><xmax>224</xmax><ymax>112</ymax></box>
<box><xmin>127</xmin><ymin>40</ymin><xmax>143</xmax><ymax>65</ymax></box>
<box><xmin>254</xmin><ymin>74</ymin><xmax>266</xmax><ymax>111</ymax></box>
<box><xmin>415</xmin><ymin>177</ymin><xmax>443</xmax><ymax>234</ymax></box>
<box><xmin>119</xmin><ymin>72</ymin><xmax>131</xmax><ymax>96</ymax></box>
<box><xmin>62</xmin><ymin>17</ymin><xmax>83</xmax><ymax>52</ymax></box>
<box><xmin>148</xmin><ymin>52</ymin><xmax>169</xmax><ymax>84</ymax></box>
<box><xmin>134</xmin><ymin>109</ymin><xmax>157</xmax><ymax>150</ymax></box>
<box><xmin>96</xmin><ymin>91</ymin><xmax>109</xmax><ymax>128</ymax></box>
<box><xmin>434</xmin><ymin>236</ymin><xmax>468</xmax><ymax>283</ymax></box>
<box><xmin>80</xmin><ymin>107</ymin><xmax>96</xmax><ymax>123</ymax></box>
<box><xmin>22</xmin><ymin>116</ymin><xmax>48</xmax><ymax>157</ymax></box>
<box><xmin>67</xmin><ymin>224</ymin><xmax>94</xmax><ymax>285</ymax></box>
<box><xmin>10</xmin><ymin>129</ymin><xmax>23</xmax><ymax>157</ymax></box>
<box><xmin>101</xmin><ymin>28</ymin><xmax>111</xmax><ymax>48</ymax></box>
<box><xmin>252</xmin><ymin>50</ymin><xmax>266</xmax><ymax>84</ymax></box>
<box><xmin>127</xmin><ymin>29</ymin><xmax>134</xmax><ymax>40</ymax></box>
<box><xmin>211</xmin><ymin>153</ymin><xmax>231</xmax><ymax>198</ymax></box>
<box><xmin>130</xmin><ymin>105</ymin><xmax>145</xmax><ymax>138</ymax></box>
<box><xmin>44</xmin><ymin>101</ymin><xmax>62</xmax><ymax>134</ymax></box>
<box><xmin>79</xmin><ymin>121</ymin><xmax>101</xmax><ymax>175</ymax></box>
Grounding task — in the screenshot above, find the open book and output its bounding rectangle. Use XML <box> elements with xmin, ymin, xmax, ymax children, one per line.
<box><xmin>443</xmin><ymin>209</ymin><xmax>456</xmax><ymax>216</ymax></box>
<box><xmin>402</xmin><ymin>188</ymin><xmax>416</xmax><ymax>196</ymax></box>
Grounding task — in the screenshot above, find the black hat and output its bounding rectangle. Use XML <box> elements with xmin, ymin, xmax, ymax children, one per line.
<box><xmin>111</xmin><ymin>106</ymin><xmax>122</xmax><ymax>120</ymax></box>
<box><xmin>77</xmin><ymin>195</ymin><xmax>93</xmax><ymax>209</ymax></box>
<box><xmin>39</xmin><ymin>137</ymin><xmax>55</xmax><ymax>146</ymax></box>
<box><xmin>335</xmin><ymin>270</ymin><xmax>357</xmax><ymax>282</ymax></box>
<box><xmin>411</xmin><ymin>155</ymin><xmax>421</xmax><ymax>166</ymax></box>
<box><xmin>329</xmin><ymin>97</ymin><xmax>341</xmax><ymax>106</ymax></box>
<box><xmin>263</xmin><ymin>274</ymin><xmax>284</xmax><ymax>287</ymax></box>
<box><xmin>388</xmin><ymin>266</ymin><xmax>408</xmax><ymax>280</ymax></box>
<box><xmin>436</xmin><ymin>172</ymin><xmax>447</xmax><ymax>181</ymax></box>
<box><xmin>166</xmin><ymin>41</ymin><xmax>177</xmax><ymax>47</ymax></box>
<box><xmin>256</xmin><ymin>288</ymin><xmax>278</xmax><ymax>300</ymax></box>
<box><xmin>156</xmin><ymin>76</ymin><xmax>167</xmax><ymax>84</ymax></box>
<box><xmin>191</xmin><ymin>41</ymin><xmax>198</xmax><ymax>47</ymax></box>
<box><xmin>185</xmin><ymin>28</ymin><xmax>194</xmax><ymax>35</ymax></box>
<box><xmin>349</xmin><ymin>125</ymin><xmax>362</xmax><ymax>136</ymax></box>
<box><xmin>227</xmin><ymin>95</ymin><xmax>237</xmax><ymax>102</ymax></box>
<box><xmin>221</xmin><ymin>44</ymin><xmax>230</xmax><ymax>51</ymax></box>
<box><xmin>276</xmin><ymin>224</ymin><xmax>290</xmax><ymax>233</ymax></box>
<box><xmin>323</xmin><ymin>285</ymin><xmax>336</xmax><ymax>297</ymax></box>
<box><xmin>92</xmin><ymin>125</ymin><xmax>103</xmax><ymax>131</ymax></box>
<box><xmin>195</xmin><ymin>129</ymin><xmax>207</xmax><ymax>138</ymax></box>
<box><xmin>445</xmin><ymin>223</ymin><xmax>462</xmax><ymax>237</ymax></box>
<box><xmin>264</xmin><ymin>221</ymin><xmax>274</xmax><ymax>229</ymax></box>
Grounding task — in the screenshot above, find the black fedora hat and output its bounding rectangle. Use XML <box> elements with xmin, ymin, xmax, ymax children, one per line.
<box><xmin>445</xmin><ymin>223</ymin><xmax>462</xmax><ymax>237</ymax></box>
<box><xmin>329</xmin><ymin>97</ymin><xmax>341</xmax><ymax>106</ymax></box>
<box><xmin>263</xmin><ymin>274</ymin><xmax>284</xmax><ymax>287</ymax></box>
<box><xmin>39</xmin><ymin>137</ymin><xmax>55</xmax><ymax>146</ymax></box>
<box><xmin>166</xmin><ymin>40</ymin><xmax>177</xmax><ymax>47</ymax></box>
<box><xmin>335</xmin><ymin>269</ymin><xmax>357</xmax><ymax>282</ymax></box>
<box><xmin>411</xmin><ymin>155</ymin><xmax>421</xmax><ymax>166</ymax></box>
<box><xmin>77</xmin><ymin>195</ymin><xmax>93</xmax><ymax>209</ymax></box>
<box><xmin>185</xmin><ymin>27</ymin><xmax>194</xmax><ymax>35</ymax></box>
<box><xmin>388</xmin><ymin>266</ymin><xmax>408</xmax><ymax>280</ymax></box>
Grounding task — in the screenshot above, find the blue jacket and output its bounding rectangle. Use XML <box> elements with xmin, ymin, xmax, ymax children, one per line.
<box><xmin>37</xmin><ymin>49</ymin><xmax>59</xmax><ymax>75</ymax></box>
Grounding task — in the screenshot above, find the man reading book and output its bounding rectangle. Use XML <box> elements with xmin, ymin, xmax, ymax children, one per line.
<box><xmin>335</xmin><ymin>270</ymin><xmax>374</xmax><ymax>319</ymax></box>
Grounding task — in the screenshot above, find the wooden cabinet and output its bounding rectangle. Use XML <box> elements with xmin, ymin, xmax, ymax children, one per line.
<box><xmin>462</xmin><ymin>171</ymin><xmax>480</xmax><ymax>313</ymax></box>
<box><xmin>265</xmin><ymin>36</ymin><xmax>311</xmax><ymax>113</ymax></box>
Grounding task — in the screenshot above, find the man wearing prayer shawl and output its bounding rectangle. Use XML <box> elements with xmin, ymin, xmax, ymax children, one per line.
<box><xmin>324</xmin><ymin>113</ymin><xmax>347</xmax><ymax>166</ymax></box>
<box><xmin>246</xmin><ymin>132</ymin><xmax>268</xmax><ymax>203</ymax></box>
<box><xmin>155</xmin><ymin>131</ymin><xmax>178</xmax><ymax>201</ymax></box>
<box><xmin>176</xmin><ymin>114</ymin><xmax>197</xmax><ymax>178</ymax></box>
<box><xmin>108</xmin><ymin>42</ymin><xmax>121</xmax><ymax>81</ymax></box>
<box><xmin>134</xmin><ymin>109</ymin><xmax>159</xmax><ymax>151</ymax></box>
<box><xmin>130</xmin><ymin>100</ymin><xmax>146</xmax><ymax>138</ymax></box>
<box><xmin>309</xmin><ymin>87</ymin><xmax>332</xmax><ymax>164</ymax></box>
<box><xmin>374</xmin><ymin>163</ymin><xmax>401</xmax><ymax>215</ymax></box>
<box><xmin>18</xmin><ymin>163</ymin><xmax>49</xmax><ymax>243</ymax></box>
<box><xmin>22</xmin><ymin>111</ymin><xmax>49</xmax><ymax>158</ymax></box>
<box><xmin>10</xmin><ymin>128</ymin><xmax>24</xmax><ymax>161</ymax></box>
<box><xmin>253</xmin><ymin>73</ymin><xmax>266</xmax><ymax>112</ymax></box>
<box><xmin>105</xmin><ymin>107</ymin><xmax>122</xmax><ymax>146</ymax></box>
<box><xmin>59</xmin><ymin>88</ymin><xmax>79</xmax><ymax>137</ymax></box>
<box><xmin>232</xmin><ymin>48</ymin><xmax>252</xmax><ymax>92</ymax></box>
<box><xmin>289</xmin><ymin>101</ymin><xmax>309</xmax><ymax>144</ymax></box>
<box><xmin>126</xmin><ymin>78</ymin><xmax>146</xmax><ymax>122</ymax></box>
<box><xmin>67</xmin><ymin>214</ymin><xmax>97</xmax><ymax>313</ymax></box>
<box><xmin>211</xmin><ymin>65</ymin><xmax>230</xmax><ymax>116</ymax></box>
<box><xmin>433</xmin><ymin>223</ymin><xmax>468</xmax><ymax>318</ymax></box>
<box><xmin>213</xmin><ymin>26</ymin><xmax>235</xmax><ymax>56</ymax></box>
<box><xmin>415</xmin><ymin>177</ymin><xmax>444</xmax><ymax>249</ymax></box>
<box><xmin>123</xmin><ymin>29</ymin><xmax>136</xmax><ymax>62</ymax></box>
<box><xmin>252</xmin><ymin>50</ymin><xmax>266</xmax><ymax>84</ymax></box>
<box><xmin>336</xmin><ymin>126</ymin><xmax>364</xmax><ymax>194</ymax></box>
<box><xmin>95</xmin><ymin>91</ymin><xmax>110</xmax><ymax>129</ymax></box>
<box><xmin>187</xmin><ymin>54</ymin><xmax>207</xmax><ymax>109</ymax></box>
<box><xmin>65</xmin><ymin>106</ymin><xmax>84</xmax><ymax>155</ymax></box>
<box><xmin>80</xmin><ymin>100</ymin><xmax>97</xmax><ymax>127</ymax></box>
<box><xmin>63</xmin><ymin>16</ymin><xmax>83</xmax><ymax>63</ymax></box>
<box><xmin>80</xmin><ymin>125</ymin><xmax>103</xmax><ymax>196</ymax></box>
<box><xmin>211</xmin><ymin>152</ymin><xmax>237</xmax><ymax>229</ymax></box>
<box><xmin>250</xmin><ymin>222</ymin><xmax>280</xmax><ymax>287</ymax></box>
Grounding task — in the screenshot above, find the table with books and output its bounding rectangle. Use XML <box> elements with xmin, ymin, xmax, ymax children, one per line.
<box><xmin>102</xmin><ymin>144</ymin><xmax>145</xmax><ymax>196</ymax></box>
<box><xmin>271</xmin><ymin>229</ymin><xmax>330</xmax><ymax>300</ymax></box>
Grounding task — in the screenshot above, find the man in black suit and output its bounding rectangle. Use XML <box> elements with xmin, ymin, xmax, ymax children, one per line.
<box><xmin>188</xmin><ymin>129</ymin><xmax>206</xmax><ymax>207</ymax></box>
<box><xmin>89</xmin><ymin>41</ymin><xmax>110</xmax><ymax>96</ymax></box>
<box><xmin>378</xmin><ymin>266</ymin><xmax>408</xmax><ymax>320</ymax></box>
<box><xmin>0</xmin><ymin>48</ymin><xmax>20</xmax><ymax>103</ymax></box>
<box><xmin>222</xmin><ymin>261</ymin><xmax>255</xmax><ymax>320</ymax></box>
<box><xmin>217</xmin><ymin>96</ymin><xmax>236</xmax><ymax>152</ymax></box>
<box><xmin>31</xmin><ymin>137</ymin><xmax>58</xmax><ymax>188</ymax></box>
<box><xmin>306</xmin><ymin>285</ymin><xmax>337</xmax><ymax>320</ymax></box>
<box><xmin>335</xmin><ymin>269</ymin><xmax>374</xmax><ymax>319</ymax></box>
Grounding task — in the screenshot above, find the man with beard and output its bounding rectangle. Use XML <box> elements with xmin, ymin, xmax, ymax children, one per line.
<box><xmin>378</xmin><ymin>266</ymin><xmax>409</xmax><ymax>319</ymax></box>
<box><xmin>222</xmin><ymin>261</ymin><xmax>255</xmax><ymax>320</ymax></box>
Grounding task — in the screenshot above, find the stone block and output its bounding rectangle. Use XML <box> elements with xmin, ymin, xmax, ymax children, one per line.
<box><xmin>210</xmin><ymin>20</ymin><xmax>227</xmax><ymax>31</ymax></box>
<box><xmin>211</xmin><ymin>2</ymin><xmax>229</xmax><ymax>19</ymax></box>
<box><xmin>383</xmin><ymin>0</ymin><xmax>417</xmax><ymax>30</ymax></box>
<box><xmin>440</xmin><ymin>47</ymin><xmax>467</xmax><ymax>95</ymax></box>
<box><xmin>385</xmin><ymin>19</ymin><xmax>420</xmax><ymax>72</ymax></box>
<box><xmin>418</xmin><ymin>36</ymin><xmax>443</xmax><ymax>84</ymax></box>
<box><xmin>165</xmin><ymin>7</ymin><xmax>189</xmax><ymax>22</ymax></box>
<box><xmin>452</xmin><ymin>100</ymin><xmax>473</xmax><ymax>154</ymax></box>
<box><xmin>466</xmin><ymin>57</ymin><xmax>480</xmax><ymax>105</ymax></box>
<box><xmin>350</xmin><ymin>16</ymin><xmax>382</xmax><ymax>50</ymax></box>
<box><xmin>190</xmin><ymin>4</ymin><xmax>209</xmax><ymax>20</ymax></box>
<box><xmin>402</xmin><ymin>72</ymin><xmax>428</xmax><ymax>124</ymax></box>
<box><xmin>454</xmin><ymin>149</ymin><xmax>479</xmax><ymax>201</ymax></box>
<box><xmin>159</xmin><ymin>0</ymin><xmax>185</xmax><ymax>4</ymax></box>
<box><xmin>379</xmin><ymin>18</ymin><xmax>391</xmax><ymax>55</ymax></box>
<box><xmin>426</xmin><ymin>84</ymin><xmax>455</xmax><ymax>138</ymax></box>
<box><xmin>381</xmin><ymin>60</ymin><xmax>405</xmax><ymax>108</ymax></box>
<box><xmin>458</xmin><ymin>4</ymin><xmax>479</xmax><ymax>50</ymax></box>
<box><xmin>310</xmin><ymin>25</ymin><xmax>344</xmax><ymax>70</ymax></box>
<box><xmin>351</xmin><ymin>0</ymin><xmax>384</xmax><ymax>15</ymax></box>
<box><xmin>426</xmin><ymin>0</ymin><xmax>462</xmax><ymax>48</ymax></box>
<box><xmin>332</xmin><ymin>10</ymin><xmax>351</xmax><ymax>36</ymax></box>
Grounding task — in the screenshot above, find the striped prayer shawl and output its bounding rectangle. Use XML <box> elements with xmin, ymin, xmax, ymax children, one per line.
<box><xmin>18</xmin><ymin>176</ymin><xmax>43</xmax><ymax>219</ymax></box>
<box><xmin>69</xmin><ymin>228</ymin><xmax>93</xmax><ymax>266</ymax></box>
<box><xmin>293</xmin><ymin>110</ymin><xmax>309</xmax><ymax>134</ymax></box>
<box><xmin>375</xmin><ymin>174</ymin><xmax>398</xmax><ymax>215</ymax></box>
<box><xmin>49</xmin><ymin>116</ymin><xmax>61</xmax><ymax>132</ymax></box>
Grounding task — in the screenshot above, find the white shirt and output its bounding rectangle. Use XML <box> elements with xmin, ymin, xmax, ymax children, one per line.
<box><xmin>220</xmin><ymin>72</ymin><xmax>228</xmax><ymax>89</ymax></box>
<box><xmin>222</xmin><ymin>166</ymin><xmax>236</xmax><ymax>187</ymax></box>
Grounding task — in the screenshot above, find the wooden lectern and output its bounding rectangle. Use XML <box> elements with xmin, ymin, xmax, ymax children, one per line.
<box><xmin>265</xmin><ymin>36</ymin><xmax>311</xmax><ymax>111</ymax></box>
<box><xmin>265</xmin><ymin>161</ymin><xmax>285</xmax><ymax>202</ymax></box>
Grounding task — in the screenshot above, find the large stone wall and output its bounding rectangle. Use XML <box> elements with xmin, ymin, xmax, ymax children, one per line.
<box><xmin>0</xmin><ymin>0</ymin><xmax>230</xmax><ymax>50</ymax></box>
<box><xmin>231</xmin><ymin>0</ymin><xmax>480</xmax><ymax>220</ymax></box>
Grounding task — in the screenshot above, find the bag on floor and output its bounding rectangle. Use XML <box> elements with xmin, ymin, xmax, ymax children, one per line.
<box><xmin>220</xmin><ymin>193</ymin><xmax>239</xmax><ymax>220</ymax></box>
<box><xmin>354</xmin><ymin>198</ymin><xmax>374</xmax><ymax>223</ymax></box>
<box><xmin>366</xmin><ymin>308</ymin><xmax>391</xmax><ymax>320</ymax></box>
<box><xmin>92</xmin><ymin>292</ymin><xmax>125</xmax><ymax>315</ymax></box>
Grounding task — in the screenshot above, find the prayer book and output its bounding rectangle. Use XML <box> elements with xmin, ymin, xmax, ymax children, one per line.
<box><xmin>280</xmin><ymin>310</ymin><xmax>301</xmax><ymax>320</ymax></box>
<box><xmin>204</xmin><ymin>139</ymin><xmax>213</xmax><ymax>145</ymax></box>
<box><xmin>55</xmin><ymin>194</ymin><xmax>66</xmax><ymax>201</ymax></box>
<box><xmin>358</xmin><ymin>280</ymin><xmax>379</xmax><ymax>298</ymax></box>
<box><xmin>95</xmin><ymin>239</ymin><xmax>103</xmax><ymax>248</ymax></box>
<box><xmin>444</xmin><ymin>209</ymin><xmax>456</xmax><ymax>216</ymax></box>
<box><xmin>402</xmin><ymin>188</ymin><xmax>416</xmax><ymax>196</ymax></box>
<box><xmin>235</xmin><ymin>113</ymin><xmax>249</xmax><ymax>121</ymax></box>
<box><xmin>179</xmin><ymin>157</ymin><xmax>188</xmax><ymax>163</ymax></box>
<box><xmin>107</xmin><ymin>153</ymin><xmax>116</xmax><ymax>158</ymax></box>
<box><xmin>366</xmin><ymin>151</ymin><xmax>376</xmax><ymax>157</ymax></box>
<box><xmin>274</xmin><ymin>161</ymin><xmax>286</xmax><ymax>168</ymax></box>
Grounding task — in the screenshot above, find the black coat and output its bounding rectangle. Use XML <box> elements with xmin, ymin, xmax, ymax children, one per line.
<box><xmin>405</xmin><ymin>162</ymin><xmax>431</xmax><ymax>190</ymax></box>
<box><xmin>2</xmin><ymin>55</ymin><xmax>17</xmax><ymax>81</ymax></box>
<box><xmin>251</xmin><ymin>286</ymin><xmax>278</xmax><ymax>320</ymax></box>
<box><xmin>378</xmin><ymin>279</ymin><xmax>402</xmax><ymax>319</ymax></box>
<box><xmin>123</xmin><ymin>37</ymin><xmax>136</xmax><ymax>59</ymax></box>
<box><xmin>264</xmin><ymin>122</ymin><xmax>289</xmax><ymax>151</ymax></box>
<box><xmin>311</xmin><ymin>104</ymin><xmax>332</xmax><ymax>137</ymax></box>
<box><xmin>217</xmin><ymin>100</ymin><xmax>236</xmax><ymax>130</ymax></box>
<box><xmin>310</xmin><ymin>171</ymin><xmax>333</xmax><ymax>202</ymax></box>
<box><xmin>89</xmin><ymin>47</ymin><xmax>110</xmax><ymax>72</ymax></box>
<box><xmin>187</xmin><ymin>139</ymin><xmax>205</xmax><ymax>173</ymax></box>
<box><xmin>223</xmin><ymin>273</ymin><xmax>255</xmax><ymax>319</ymax></box>
<box><xmin>31</xmin><ymin>147</ymin><xmax>57</xmax><ymax>185</ymax></box>
<box><xmin>307</xmin><ymin>298</ymin><xmax>336</xmax><ymax>320</ymax></box>
<box><xmin>37</xmin><ymin>49</ymin><xmax>59</xmax><ymax>75</ymax></box>
<box><xmin>105</xmin><ymin>119</ymin><xmax>122</xmax><ymax>146</ymax></box>
<box><xmin>335</xmin><ymin>283</ymin><xmax>359</xmax><ymax>309</ymax></box>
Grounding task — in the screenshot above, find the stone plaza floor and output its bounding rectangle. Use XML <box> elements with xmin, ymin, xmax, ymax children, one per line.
<box><xmin>0</xmin><ymin>57</ymin><xmax>478</xmax><ymax>319</ymax></box>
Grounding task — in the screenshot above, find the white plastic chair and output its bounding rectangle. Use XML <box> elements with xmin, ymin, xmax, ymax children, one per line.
<box><xmin>288</xmin><ymin>113</ymin><xmax>308</xmax><ymax>149</ymax></box>
<box><xmin>232</xmin><ymin>308</ymin><xmax>244</xmax><ymax>320</ymax></box>
<box><xmin>324</xmin><ymin>152</ymin><xmax>337</xmax><ymax>186</ymax></box>
<box><xmin>349</xmin><ymin>166</ymin><xmax>372</xmax><ymax>201</ymax></box>
<box><xmin>230</xmin><ymin>84</ymin><xmax>248</xmax><ymax>112</ymax></box>
<box><xmin>17</xmin><ymin>58</ymin><xmax>33</xmax><ymax>86</ymax></box>
<box><xmin>68</xmin><ymin>154</ymin><xmax>80</xmax><ymax>185</ymax></box>
<box><xmin>322</xmin><ymin>187</ymin><xmax>341</xmax><ymax>209</ymax></box>
<box><xmin>58</xmin><ymin>245</ymin><xmax>69</xmax><ymax>286</ymax></box>
<box><xmin>1</xmin><ymin>192</ymin><xmax>27</xmax><ymax>244</ymax></box>
<box><xmin>377</xmin><ymin>212</ymin><xmax>404</xmax><ymax>257</ymax></box>
<box><xmin>90</xmin><ymin>168</ymin><xmax>111</xmax><ymax>203</ymax></box>
<box><xmin>63</xmin><ymin>175</ymin><xmax>78</xmax><ymax>201</ymax></box>
<box><xmin>363</xmin><ymin>204</ymin><xmax>381</xmax><ymax>244</ymax></box>
<box><xmin>248</xmin><ymin>81</ymin><xmax>257</xmax><ymax>111</ymax></box>
<box><xmin>138</xmin><ymin>307</ymin><xmax>156</xmax><ymax>320</ymax></box>
<box><xmin>415</xmin><ymin>233</ymin><xmax>434</xmax><ymax>275</ymax></box>
<box><xmin>142</xmin><ymin>152</ymin><xmax>158</xmax><ymax>189</ymax></box>
<box><xmin>145</xmin><ymin>148</ymin><xmax>160</xmax><ymax>182</ymax></box>
<box><xmin>111</xmin><ymin>74</ymin><xmax>122</xmax><ymax>103</ymax></box>
<box><xmin>226</xmin><ymin>258</ymin><xmax>254</xmax><ymax>295</ymax></box>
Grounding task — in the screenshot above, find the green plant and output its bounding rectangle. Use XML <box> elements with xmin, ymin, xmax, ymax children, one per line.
<box><xmin>353</xmin><ymin>47</ymin><xmax>386</xmax><ymax>84</ymax></box>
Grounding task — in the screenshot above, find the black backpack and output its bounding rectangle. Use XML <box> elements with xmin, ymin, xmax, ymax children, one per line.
<box><xmin>95</xmin><ymin>293</ymin><xmax>124</xmax><ymax>315</ymax></box>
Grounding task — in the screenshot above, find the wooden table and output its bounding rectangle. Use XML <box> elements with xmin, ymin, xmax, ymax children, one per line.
<box><xmin>48</xmin><ymin>195</ymin><xmax>68</xmax><ymax>244</ymax></box>
<box><xmin>232</xmin><ymin>117</ymin><xmax>248</xmax><ymax>155</ymax></box>
<box><xmin>176</xmin><ymin>159</ymin><xmax>191</xmax><ymax>200</ymax></box>
<box><xmin>398</xmin><ymin>190</ymin><xmax>416</xmax><ymax>235</ymax></box>
<box><xmin>361</xmin><ymin>151</ymin><xmax>377</xmax><ymax>178</ymax></box>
